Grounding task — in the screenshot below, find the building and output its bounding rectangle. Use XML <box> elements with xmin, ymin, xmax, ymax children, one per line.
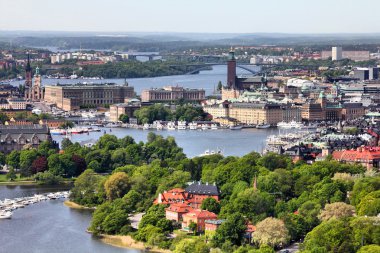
<box><xmin>24</xmin><ymin>53</ymin><xmax>32</xmax><ymax>88</ymax></box>
<box><xmin>109</xmin><ymin>100</ymin><xmax>141</xmax><ymax>122</ymax></box>
<box><xmin>0</xmin><ymin>125</ymin><xmax>53</xmax><ymax>154</ymax></box>
<box><xmin>185</xmin><ymin>182</ymin><xmax>220</xmax><ymax>209</ymax></box>
<box><xmin>352</xmin><ymin>67</ymin><xmax>380</xmax><ymax>80</ymax></box>
<box><xmin>342</xmin><ymin>103</ymin><xmax>365</xmax><ymax>120</ymax></box>
<box><xmin>205</xmin><ymin>219</ymin><xmax>225</xmax><ymax>235</ymax></box>
<box><xmin>7</xmin><ymin>98</ymin><xmax>27</xmax><ymax>110</ymax></box>
<box><xmin>165</xmin><ymin>203</ymin><xmax>194</xmax><ymax>222</ymax></box>
<box><xmin>25</xmin><ymin>67</ymin><xmax>44</xmax><ymax>101</ymax></box>
<box><xmin>321</xmin><ymin>47</ymin><xmax>370</xmax><ymax>61</ymax></box>
<box><xmin>332</xmin><ymin>46</ymin><xmax>343</xmax><ymax>61</ymax></box>
<box><xmin>44</xmin><ymin>83</ymin><xmax>135</xmax><ymax>111</ymax></box>
<box><xmin>332</xmin><ymin>146</ymin><xmax>380</xmax><ymax>170</ymax></box>
<box><xmin>181</xmin><ymin>210</ymin><xmax>218</xmax><ymax>233</ymax></box>
<box><xmin>39</xmin><ymin>119</ymin><xmax>67</xmax><ymax>128</ymax></box>
<box><xmin>141</xmin><ymin>86</ymin><xmax>205</xmax><ymax>103</ymax></box>
<box><xmin>155</xmin><ymin>182</ymin><xmax>220</xmax><ymax>209</ymax></box>
<box><xmin>0</xmin><ymin>110</ymin><xmax>32</xmax><ymax>119</ymax></box>
<box><xmin>229</xmin><ymin>103</ymin><xmax>282</xmax><ymax>125</ymax></box>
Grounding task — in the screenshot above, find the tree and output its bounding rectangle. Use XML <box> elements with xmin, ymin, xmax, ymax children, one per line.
<box><xmin>357</xmin><ymin>245</ymin><xmax>380</xmax><ymax>253</ymax></box>
<box><xmin>303</xmin><ymin>219</ymin><xmax>355</xmax><ymax>253</ymax></box>
<box><xmin>189</xmin><ymin>221</ymin><xmax>197</xmax><ymax>235</ymax></box>
<box><xmin>34</xmin><ymin>171</ymin><xmax>63</xmax><ymax>185</ymax></box>
<box><xmin>6</xmin><ymin>150</ymin><xmax>20</xmax><ymax>170</ymax></box>
<box><xmin>31</xmin><ymin>156</ymin><xmax>48</xmax><ymax>174</ymax></box>
<box><xmin>6</xmin><ymin>168</ymin><xmax>17</xmax><ymax>181</ymax></box>
<box><xmin>318</xmin><ymin>202</ymin><xmax>355</xmax><ymax>221</ymax></box>
<box><xmin>298</xmin><ymin>200</ymin><xmax>321</xmax><ymax>230</ymax></box>
<box><xmin>350</xmin><ymin>177</ymin><xmax>380</xmax><ymax>206</ymax></box>
<box><xmin>119</xmin><ymin>114</ymin><xmax>129</xmax><ymax>123</ymax></box>
<box><xmin>357</xmin><ymin>190</ymin><xmax>380</xmax><ymax>216</ymax></box>
<box><xmin>253</xmin><ymin>217</ymin><xmax>289</xmax><ymax>248</ymax></box>
<box><xmin>71</xmin><ymin>155</ymin><xmax>87</xmax><ymax>176</ymax></box>
<box><xmin>19</xmin><ymin>149</ymin><xmax>38</xmax><ymax>176</ymax></box>
<box><xmin>213</xmin><ymin>213</ymin><xmax>247</xmax><ymax>246</ymax></box>
<box><xmin>217</xmin><ymin>80</ymin><xmax>223</xmax><ymax>91</ymax></box>
<box><xmin>70</xmin><ymin>169</ymin><xmax>104</xmax><ymax>206</ymax></box>
<box><xmin>0</xmin><ymin>113</ymin><xmax>9</xmax><ymax>124</ymax></box>
<box><xmin>0</xmin><ymin>152</ymin><xmax>5</xmax><ymax>165</ymax></box>
<box><xmin>201</xmin><ymin>197</ymin><xmax>221</xmax><ymax>214</ymax></box>
<box><xmin>61</xmin><ymin>138</ymin><xmax>73</xmax><ymax>150</ymax></box>
<box><xmin>104</xmin><ymin>172</ymin><xmax>130</xmax><ymax>200</ymax></box>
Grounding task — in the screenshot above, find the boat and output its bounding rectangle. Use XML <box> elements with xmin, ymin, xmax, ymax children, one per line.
<box><xmin>201</xmin><ymin>124</ymin><xmax>209</xmax><ymax>130</ymax></box>
<box><xmin>210</xmin><ymin>124</ymin><xmax>218</xmax><ymax>130</ymax></box>
<box><xmin>256</xmin><ymin>123</ymin><xmax>271</xmax><ymax>129</ymax></box>
<box><xmin>189</xmin><ymin>122</ymin><xmax>198</xmax><ymax>130</ymax></box>
<box><xmin>230</xmin><ymin>125</ymin><xmax>243</xmax><ymax>130</ymax></box>
<box><xmin>143</xmin><ymin>124</ymin><xmax>150</xmax><ymax>130</ymax></box>
<box><xmin>177</xmin><ymin>121</ymin><xmax>187</xmax><ymax>130</ymax></box>
<box><xmin>167</xmin><ymin>121</ymin><xmax>176</xmax><ymax>130</ymax></box>
<box><xmin>0</xmin><ymin>211</ymin><xmax>12</xmax><ymax>219</ymax></box>
<box><xmin>199</xmin><ymin>149</ymin><xmax>223</xmax><ymax>157</ymax></box>
<box><xmin>50</xmin><ymin>129</ymin><xmax>66</xmax><ymax>135</ymax></box>
<box><xmin>277</xmin><ymin>121</ymin><xmax>303</xmax><ymax>129</ymax></box>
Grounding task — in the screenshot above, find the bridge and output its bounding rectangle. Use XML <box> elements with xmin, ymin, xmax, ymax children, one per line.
<box><xmin>175</xmin><ymin>62</ymin><xmax>321</xmax><ymax>75</ymax></box>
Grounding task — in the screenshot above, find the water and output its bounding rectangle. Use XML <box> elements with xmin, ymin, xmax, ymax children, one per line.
<box><xmin>53</xmin><ymin>127</ymin><xmax>278</xmax><ymax>157</ymax></box>
<box><xmin>0</xmin><ymin>185</ymin><xmax>142</xmax><ymax>253</ymax></box>
<box><xmin>10</xmin><ymin>65</ymin><xmax>259</xmax><ymax>95</ymax></box>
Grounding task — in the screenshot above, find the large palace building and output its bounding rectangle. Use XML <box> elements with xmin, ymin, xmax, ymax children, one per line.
<box><xmin>141</xmin><ymin>85</ymin><xmax>205</xmax><ymax>103</ymax></box>
<box><xmin>44</xmin><ymin>83</ymin><xmax>135</xmax><ymax>111</ymax></box>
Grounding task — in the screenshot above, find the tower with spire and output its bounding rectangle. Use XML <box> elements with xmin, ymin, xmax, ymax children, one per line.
<box><xmin>227</xmin><ymin>47</ymin><xmax>237</xmax><ymax>89</ymax></box>
<box><xmin>25</xmin><ymin>52</ymin><xmax>32</xmax><ymax>87</ymax></box>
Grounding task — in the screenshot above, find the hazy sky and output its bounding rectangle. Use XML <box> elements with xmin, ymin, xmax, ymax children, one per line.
<box><xmin>1</xmin><ymin>0</ymin><xmax>379</xmax><ymax>33</ymax></box>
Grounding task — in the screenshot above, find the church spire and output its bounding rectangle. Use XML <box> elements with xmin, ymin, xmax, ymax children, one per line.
<box><xmin>25</xmin><ymin>52</ymin><xmax>32</xmax><ymax>72</ymax></box>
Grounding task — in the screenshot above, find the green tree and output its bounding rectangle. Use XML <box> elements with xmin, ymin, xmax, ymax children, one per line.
<box><xmin>19</xmin><ymin>149</ymin><xmax>38</xmax><ymax>177</ymax></box>
<box><xmin>201</xmin><ymin>197</ymin><xmax>221</xmax><ymax>214</ymax></box>
<box><xmin>70</xmin><ymin>169</ymin><xmax>104</xmax><ymax>206</ymax></box>
<box><xmin>213</xmin><ymin>213</ymin><xmax>247</xmax><ymax>246</ymax></box>
<box><xmin>303</xmin><ymin>219</ymin><xmax>354</xmax><ymax>253</ymax></box>
<box><xmin>104</xmin><ymin>172</ymin><xmax>130</xmax><ymax>200</ymax></box>
<box><xmin>6</xmin><ymin>168</ymin><xmax>17</xmax><ymax>181</ymax></box>
<box><xmin>33</xmin><ymin>171</ymin><xmax>63</xmax><ymax>185</ymax></box>
<box><xmin>119</xmin><ymin>114</ymin><xmax>129</xmax><ymax>123</ymax></box>
<box><xmin>357</xmin><ymin>245</ymin><xmax>380</xmax><ymax>253</ymax></box>
<box><xmin>357</xmin><ymin>190</ymin><xmax>380</xmax><ymax>216</ymax></box>
<box><xmin>6</xmin><ymin>150</ymin><xmax>20</xmax><ymax>170</ymax></box>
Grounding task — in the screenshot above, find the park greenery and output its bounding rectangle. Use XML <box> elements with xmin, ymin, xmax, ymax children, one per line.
<box><xmin>133</xmin><ymin>104</ymin><xmax>208</xmax><ymax>124</ymax></box>
<box><xmin>1</xmin><ymin>133</ymin><xmax>379</xmax><ymax>252</ymax></box>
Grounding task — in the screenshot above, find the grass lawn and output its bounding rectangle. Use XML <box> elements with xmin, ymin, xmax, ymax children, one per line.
<box><xmin>0</xmin><ymin>173</ymin><xmax>33</xmax><ymax>183</ymax></box>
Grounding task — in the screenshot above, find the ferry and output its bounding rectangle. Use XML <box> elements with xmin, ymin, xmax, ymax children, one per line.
<box><xmin>177</xmin><ymin>121</ymin><xmax>187</xmax><ymax>130</ymax></box>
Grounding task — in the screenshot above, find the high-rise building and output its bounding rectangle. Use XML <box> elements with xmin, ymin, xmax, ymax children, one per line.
<box><xmin>332</xmin><ymin>47</ymin><xmax>343</xmax><ymax>61</ymax></box>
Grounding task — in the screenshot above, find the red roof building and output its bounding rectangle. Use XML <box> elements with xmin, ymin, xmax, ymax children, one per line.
<box><xmin>153</xmin><ymin>188</ymin><xmax>187</xmax><ymax>205</ymax></box>
<box><xmin>332</xmin><ymin>146</ymin><xmax>380</xmax><ymax>169</ymax></box>
<box><xmin>182</xmin><ymin>209</ymin><xmax>218</xmax><ymax>233</ymax></box>
<box><xmin>165</xmin><ymin>203</ymin><xmax>194</xmax><ymax>222</ymax></box>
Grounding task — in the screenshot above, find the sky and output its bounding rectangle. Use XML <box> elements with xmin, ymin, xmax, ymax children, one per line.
<box><xmin>0</xmin><ymin>0</ymin><xmax>379</xmax><ymax>34</ymax></box>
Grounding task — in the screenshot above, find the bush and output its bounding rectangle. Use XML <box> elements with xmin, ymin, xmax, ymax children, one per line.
<box><xmin>34</xmin><ymin>171</ymin><xmax>63</xmax><ymax>185</ymax></box>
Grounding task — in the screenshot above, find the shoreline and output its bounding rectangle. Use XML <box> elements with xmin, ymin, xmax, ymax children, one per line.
<box><xmin>64</xmin><ymin>200</ymin><xmax>96</xmax><ymax>210</ymax></box>
<box><xmin>99</xmin><ymin>234</ymin><xmax>172</xmax><ymax>253</ymax></box>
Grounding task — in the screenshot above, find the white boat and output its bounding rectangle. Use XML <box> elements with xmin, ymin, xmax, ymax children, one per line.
<box><xmin>210</xmin><ymin>124</ymin><xmax>218</xmax><ymax>130</ymax></box>
<box><xmin>230</xmin><ymin>125</ymin><xmax>243</xmax><ymax>130</ymax></box>
<box><xmin>256</xmin><ymin>123</ymin><xmax>271</xmax><ymax>129</ymax></box>
<box><xmin>277</xmin><ymin>121</ymin><xmax>303</xmax><ymax>129</ymax></box>
<box><xmin>201</xmin><ymin>124</ymin><xmax>209</xmax><ymax>130</ymax></box>
<box><xmin>143</xmin><ymin>124</ymin><xmax>150</xmax><ymax>130</ymax></box>
<box><xmin>0</xmin><ymin>211</ymin><xmax>12</xmax><ymax>219</ymax></box>
<box><xmin>177</xmin><ymin>121</ymin><xmax>187</xmax><ymax>130</ymax></box>
<box><xmin>199</xmin><ymin>149</ymin><xmax>223</xmax><ymax>157</ymax></box>
<box><xmin>189</xmin><ymin>122</ymin><xmax>198</xmax><ymax>130</ymax></box>
<box><xmin>167</xmin><ymin>121</ymin><xmax>176</xmax><ymax>130</ymax></box>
